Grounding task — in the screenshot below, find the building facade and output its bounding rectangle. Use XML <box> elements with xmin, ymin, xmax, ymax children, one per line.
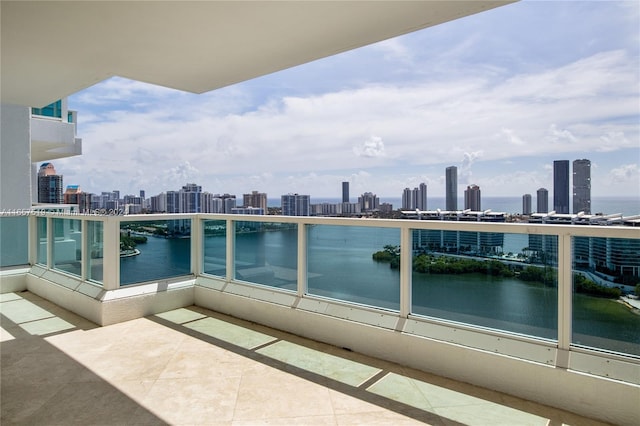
<box><xmin>522</xmin><ymin>194</ymin><xmax>532</xmax><ymax>215</ymax></box>
<box><xmin>573</xmin><ymin>159</ymin><xmax>591</xmax><ymax>214</ymax></box>
<box><xmin>537</xmin><ymin>188</ymin><xmax>549</xmax><ymax>213</ymax></box>
<box><xmin>37</xmin><ymin>162</ymin><xmax>63</xmax><ymax>204</ymax></box>
<box><xmin>445</xmin><ymin>166</ymin><xmax>457</xmax><ymax>211</ymax></box>
<box><xmin>553</xmin><ymin>160</ymin><xmax>570</xmax><ymax>214</ymax></box>
<box><xmin>464</xmin><ymin>184</ymin><xmax>481</xmax><ymax>211</ymax></box>
<box><xmin>342</xmin><ymin>182</ymin><xmax>349</xmax><ymax>203</ymax></box>
<box><xmin>243</xmin><ymin>190</ymin><xmax>267</xmax><ymax>212</ymax></box>
<box><xmin>281</xmin><ymin>194</ymin><xmax>310</xmax><ymax>216</ymax></box>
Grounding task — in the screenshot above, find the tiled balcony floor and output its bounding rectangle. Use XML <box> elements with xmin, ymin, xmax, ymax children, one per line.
<box><xmin>1</xmin><ymin>291</ymin><xmax>611</xmax><ymax>425</ymax></box>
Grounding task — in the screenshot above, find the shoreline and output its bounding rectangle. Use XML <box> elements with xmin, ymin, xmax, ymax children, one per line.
<box><xmin>120</xmin><ymin>248</ymin><xmax>140</xmax><ymax>258</ymax></box>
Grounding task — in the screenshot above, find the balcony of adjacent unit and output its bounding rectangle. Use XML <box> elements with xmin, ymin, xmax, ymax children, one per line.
<box><xmin>1</xmin><ymin>212</ymin><xmax>638</xmax><ymax>425</ymax></box>
<box><xmin>30</xmin><ymin>99</ymin><xmax>82</xmax><ymax>163</ymax></box>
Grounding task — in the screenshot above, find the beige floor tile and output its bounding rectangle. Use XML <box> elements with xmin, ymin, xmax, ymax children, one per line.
<box><xmin>0</xmin><ymin>325</ymin><xmax>15</xmax><ymax>342</ymax></box>
<box><xmin>0</xmin><ymin>298</ymin><xmax>55</xmax><ymax>323</ymax></box>
<box><xmin>154</xmin><ymin>307</ymin><xmax>208</xmax><ymax>324</ymax></box>
<box><xmin>336</xmin><ymin>410</ymin><xmax>432</xmax><ymax>425</ymax></box>
<box><xmin>435</xmin><ymin>403</ymin><xmax>548</xmax><ymax>426</ymax></box>
<box><xmin>18</xmin><ymin>316</ymin><xmax>76</xmax><ymax>335</ymax></box>
<box><xmin>328</xmin><ymin>389</ymin><xmax>390</xmax><ymax>415</ymax></box>
<box><xmin>184</xmin><ymin>316</ymin><xmax>278</xmax><ymax>349</ymax></box>
<box><xmin>142</xmin><ymin>377</ymin><xmax>241</xmax><ymax>425</ymax></box>
<box><xmin>233</xmin><ymin>372</ymin><xmax>335</xmax><ymax>421</ymax></box>
<box><xmin>256</xmin><ymin>340</ymin><xmax>382</xmax><ymax>387</ymax></box>
<box><xmin>0</xmin><ymin>292</ymin><xmax>23</xmax><ymax>302</ymax></box>
<box><xmin>367</xmin><ymin>372</ymin><xmax>435</xmax><ymax>412</ymax></box>
<box><xmin>233</xmin><ymin>415</ymin><xmax>338</xmax><ymax>425</ymax></box>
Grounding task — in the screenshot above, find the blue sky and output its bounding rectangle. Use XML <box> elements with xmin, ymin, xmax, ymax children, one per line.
<box><xmin>61</xmin><ymin>0</ymin><xmax>639</xmax><ymax>201</ymax></box>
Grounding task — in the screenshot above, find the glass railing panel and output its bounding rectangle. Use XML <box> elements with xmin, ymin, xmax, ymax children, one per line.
<box><xmin>234</xmin><ymin>221</ymin><xmax>297</xmax><ymax>291</ymax></box>
<box><xmin>0</xmin><ymin>216</ymin><xmax>29</xmax><ymax>267</ymax></box>
<box><xmin>52</xmin><ymin>218</ymin><xmax>82</xmax><ymax>277</ymax></box>
<box><xmin>307</xmin><ymin>225</ymin><xmax>401</xmax><ymax>310</ymax></box>
<box><xmin>411</xmin><ymin>229</ymin><xmax>558</xmax><ymax>339</ymax></box>
<box><xmin>86</xmin><ymin>221</ymin><xmax>104</xmax><ymax>284</ymax></box>
<box><xmin>120</xmin><ymin>220</ymin><xmax>191</xmax><ymax>285</ymax></box>
<box><xmin>203</xmin><ymin>219</ymin><xmax>227</xmax><ymax>277</ymax></box>
<box><xmin>572</xmin><ymin>236</ymin><xmax>640</xmax><ymax>356</ymax></box>
<box><xmin>37</xmin><ymin>217</ymin><xmax>47</xmax><ymax>265</ymax></box>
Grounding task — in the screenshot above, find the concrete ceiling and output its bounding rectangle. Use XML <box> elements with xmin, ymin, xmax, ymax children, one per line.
<box><xmin>1</xmin><ymin>1</ymin><xmax>514</xmax><ymax>107</ymax></box>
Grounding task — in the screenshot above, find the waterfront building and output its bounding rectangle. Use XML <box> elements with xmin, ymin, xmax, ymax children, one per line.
<box><xmin>37</xmin><ymin>162</ymin><xmax>63</xmax><ymax>204</ymax></box>
<box><xmin>402</xmin><ymin>183</ymin><xmax>427</xmax><ymax>210</ymax></box>
<box><xmin>150</xmin><ymin>193</ymin><xmax>167</xmax><ymax>213</ymax></box>
<box><xmin>537</xmin><ymin>188</ymin><xmax>549</xmax><ymax>213</ymax></box>
<box><xmin>342</xmin><ymin>181</ymin><xmax>349</xmax><ymax>203</ymax></box>
<box><xmin>464</xmin><ymin>184</ymin><xmax>481</xmax><ymax>211</ymax></box>
<box><xmin>281</xmin><ymin>193</ymin><xmax>310</xmax><ymax>216</ymax></box>
<box><xmin>243</xmin><ymin>190</ymin><xmax>267</xmax><ymax>212</ymax></box>
<box><xmin>553</xmin><ymin>160</ymin><xmax>570</xmax><ymax>214</ymax></box>
<box><xmin>358</xmin><ymin>192</ymin><xmax>380</xmax><ymax>212</ymax></box>
<box><xmin>523</xmin><ymin>194</ymin><xmax>532</xmax><ymax>215</ymax></box>
<box><xmin>573</xmin><ymin>159</ymin><xmax>591</xmax><ymax>214</ymax></box>
<box><xmin>445</xmin><ymin>166</ymin><xmax>458</xmax><ymax>211</ymax></box>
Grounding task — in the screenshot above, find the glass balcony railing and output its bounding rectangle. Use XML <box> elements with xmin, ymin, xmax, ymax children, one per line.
<box><xmin>203</xmin><ymin>219</ymin><xmax>226</xmax><ymax>277</ymax></box>
<box><xmin>234</xmin><ymin>221</ymin><xmax>297</xmax><ymax>290</ymax></box>
<box><xmin>2</xmin><ymin>212</ymin><xmax>639</xmax><ymax>378</ymax></box>
<box><xmin>52</xmin><ymin>218</ymin><xmax>82</xmax><ymax>277</ymax></box>
<box><xmin>307</xmin><ymin>224</ymin><xmax>400</xmax><ymax>310</ymax></box>
<box><xmin>120</xmin><ymin>219</ymin><xmax>191</xmax><ymax>285</ymax></box>
<box><xmin>0</xmin><ymin>216</ymin><xmax>29</xmax><ymax>267</ymax></box>
<box><xmin>410</xmin><ymin>230</ymin><xmax>558</xmax><ymax>340</ymax></box>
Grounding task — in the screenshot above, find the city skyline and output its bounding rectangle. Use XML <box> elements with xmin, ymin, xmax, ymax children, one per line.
<box><xmin>55</xmin><ymin>1</ymin><xmax>638</xmax><ymax>199</ymax></box>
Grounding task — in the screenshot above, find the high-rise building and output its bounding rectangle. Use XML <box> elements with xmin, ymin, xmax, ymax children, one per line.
<box><xmin>139</xmin><ymin>190</ymin><xmax>145</xmax><ymax>199</ymax></box>
<box><xmin>243</xmin><ymin>190</ymin><xmax>267</xmax><ymax>212</ymax></box>
<box><xmin>402</xmin><ymin>184</ymin><xmax>427</xmax><ymax>210</ymax></box>
<box><xmin>537</xmin><ymin>188</ymin><xmax>549</xmax><ymax>213</ymax></box>
<box><xmin>573</xmin><ymin>159</ymin><xmax>591</xmax><ymax>214</ymax></box>
<box><xmin>446</xmin><ymin>166</ymin><xmax>457</xmax><ymax>211</ymax></box>
<box><xmin>63</xmin><ymin>185</ymin><xmax>81</xmax><ymax>204</ymax></box>
<box><xmin>522</xmin><ymin>194</ymin><xmax>532</xmax><ymax>215</ymax></box>
<box><xmin>281</xmin><ymin>194</ymin><xmax>310</xmax><ymax>216</ymax></box>
<box><xmin>37</xmin><ymin>162</ymin><xmax>63</xmax><ymax>203</ymax></box>
<box><xmin>464</xmin><ymin>184</ymin><xmax>481</xmax><ymax>211</ymax></box>
<box><xmin>342</xmin><ymin>182</ymin><xmax>349</xmax><ymax>203</ymax></box>
<box><xmin>553</xmin><ymin>160</ymin><xmax>570</xmax><ymax>214</ymax></box>
<box><xmin>358</xmin><ymin>192</ymin><xmax>380</xmax><ymax>212</ymax></box>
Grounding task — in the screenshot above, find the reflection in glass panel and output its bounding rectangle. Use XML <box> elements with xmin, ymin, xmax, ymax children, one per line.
<box><xmin>572</xmin><ymin>236</ymin><xmax>640</xmax><ymax>356</ymax></box>
<box><xmin>307</xmin><ymin>225</ymin><xmax>400</xmax><ymax>310</ymax></box>
<box><xmin>234</xmin><ymin>222</ymin><xmax>297</xmax><ymax>291</ymax></box>
<box><xmin>411</xmin><ymin>230</ymin><xmax>558</xmax><ymax>339</ymax></box>
<box><xmin>0</xmin><ymin>216</ymin><xmax>29</xmax><ymax>267</ymax></box>
<box><xmin>37</xmin><ymin>217</ymin><xmax>47</xmax><ymax>265</ymax></box>
<box><xmin>120</xmin><ymin>220</ymin><xmax>191</xmax><ymax>285</ymax></box>
<box><xmin>87</xmin><ymin>221</ymin><xmax>104</xmax><ymax>284</ymax></box>
<box><xmin>52</xmin><ymin>218</ymin><xmax>82</xmax><ymax>276</ymax></box>
<box><xmin>203</xmin><ymin>220</ymin><xmax>226</xmax><ymax>277</ymax></box>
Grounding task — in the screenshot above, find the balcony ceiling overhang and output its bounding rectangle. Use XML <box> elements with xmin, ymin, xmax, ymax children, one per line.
<box><xmin>1</xmin><ymin>1</ymin><xmax>514</xmax><ymax>107</ymax></box>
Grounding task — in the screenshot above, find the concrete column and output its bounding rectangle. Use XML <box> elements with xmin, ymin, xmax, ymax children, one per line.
<box><xmin>1</xmin><ymin>103</ymin><xmax>32</xmax><ymax>210</ymax></box>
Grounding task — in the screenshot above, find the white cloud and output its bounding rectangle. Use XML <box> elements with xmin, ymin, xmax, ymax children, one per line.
<box><xmin>353</xmin><ymin>136</ymin><xmax>386</xmax><ymax>158</ymax></box>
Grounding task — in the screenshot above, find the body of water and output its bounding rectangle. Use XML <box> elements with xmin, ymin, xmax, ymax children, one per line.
<box><xmin>122</xmin><ymin>225</ymin><xmax>639</xmax><ymax>355</ymax></box>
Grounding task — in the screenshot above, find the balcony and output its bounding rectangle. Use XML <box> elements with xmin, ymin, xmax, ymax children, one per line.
<box><xmin>1</xmin><ymin>212</ymin><xmax>639</xmax><ymax>425</ymax></box>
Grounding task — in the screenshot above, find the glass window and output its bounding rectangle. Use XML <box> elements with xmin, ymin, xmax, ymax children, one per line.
<box><xmin>37</xmin><ymin>217</ymin><xmax>47</xmax><ymax>265</ymax></box>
